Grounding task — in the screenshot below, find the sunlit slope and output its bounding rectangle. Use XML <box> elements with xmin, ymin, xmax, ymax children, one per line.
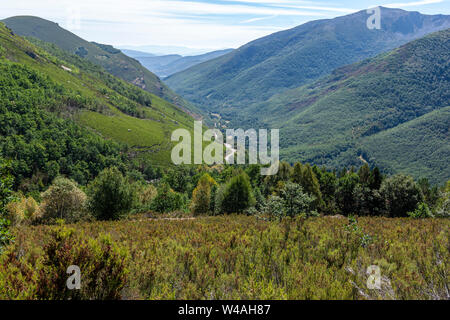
<box><xmin>2</xmin><ymin>15</ymin><xmax>201</xmax><ymax>118</ymax></box>
<box><xmin>0</xmin><ymin>22</ymin><xmax>195</xmax><ymax>166</ymax></box>
<box><xmin>256</xmin><ymin>29</ymin><xmax>450</xmax><ymax>184</ymax></box>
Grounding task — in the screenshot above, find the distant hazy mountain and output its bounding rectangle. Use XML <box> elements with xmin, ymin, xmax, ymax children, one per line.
<box><xmin>121</xmin><ymin>49</ymin><xmax>156</xmax><ymax>58</ymax></box>
<box><xmin>253</xmin><ymin>29</ymin><xmax>450</xmax><ymax>184</ymax></box>
<box><xmin>126</xmin><ymin>49</ymin><xmax>234</xmax><ymax>78</ymax></box>
<box><xmin>2</xmin><ymin>16</ymin><xmax>199</xmax><ymax>116</ymax></box>
<box><xmin>119</xmin><ymin>45</ymin><xmax>218</xmax><ymax>56</ymax></box>
<box><xmin>165</xmin><ymin>7</ymin><xmax>450</xmax><ymax>115</ymax></box>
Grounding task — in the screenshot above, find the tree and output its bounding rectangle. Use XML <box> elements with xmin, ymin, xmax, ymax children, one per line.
<box><xmin>292</xmin><ymin>162</ymin><xmax>303</xmax><ymax>184</ymax></box>
<box><xmin>191</xmin><ymin>173</ymin><xmax>217</xmax><ymax>215</ymax></box>
<box><xmin>336</xmin><ymin>173</ymin><xmax>360</xmax><ymax>216</ymax></box>
<box><xmin>216</xmin><ymin>173</ymin><xmax>255</xmax><ymax>214</ymax></box>
<box><xmin>40</xmin><ymin>176</ymin><xmax>88</xmax><ymax>223</ymax></box>
<box><xmin>300</xmin><ymin>164</ymin><xmax>323</xmax><ymax>209</ymax></box>
<box><xmin>278</xmin><ymin>182</ymin><xmax>315</xmax><ymax>218</ymax></box>
<box><xmin>380</xmin><ymin>174</ymin><xmax>423</xmax><ymax>217</ymax></box>
<box><xmin>368</xmin><ymin>167</ymin><xmax>383</xmax><ymax>190</ymax></box>
<box><xmin>150</xmin><ymin>182</ymin><xmax>185</xmax><ymax>213</ymax></box>
<box><xmin>87</xmin><ymin>167</ymin><xmax>136</xmax><ymax>220</ymax></box>
<box><xmin>0</xmin><ymin>159</ymin><xmax>15</xmax><ymax>252</ymax></box>
<box><xmin>358</xmin><ymin>163</ymin><xmax>371</xmax><ymax>186</ymax></box>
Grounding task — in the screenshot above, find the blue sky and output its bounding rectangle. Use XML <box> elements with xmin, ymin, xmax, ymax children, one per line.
<box><xmin>1</xmin><ymin>0</ymin><xmax>449</xmax><ymax>53</ymax></box>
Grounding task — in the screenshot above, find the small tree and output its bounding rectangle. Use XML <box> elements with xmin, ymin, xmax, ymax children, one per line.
<box><xmin>266</xmin><ymin>182</ymin><xmax>315</xmax><ymax>220</ymax></box>
<box><xmin>191</xmin><ymin>174</ymin><xmax>216</xmax><ymax>215</ymax></box>
<box><xmin>300</xmin><ymin>164</ymin><xmax>323</xmax><ymax>209</ymax></box>
<box><xmin>150</xmin><ymin>183</ymin><xmax>184</xmax><ymax>213</ymax></box>
<box><xmin>336</xmin><ymin>173</ymin><xmax>360</xmax><ymax>216</ymax></box>
<box><xmin>408</xmin><ymin>202</ymin><xmax>433</xmax><ymax>218</ymax></box>
<box><xmin>380</xmin><ymin>174</ymin><xmax>423</xmax><ymax>217</ymax></box>
<box><xmin>40</xmin><ymin>176</ymin><xmax>88</xmax><ymax>223</ymax></box>
<box><xmin>87</xmin><ymin>167</ymin><xmax>136</xmax><ymax>220</ymax></box>
<box><xmin>216</xmin><ymin>173</ymin><xmax>255</xmax><ymax>214</ymax></box>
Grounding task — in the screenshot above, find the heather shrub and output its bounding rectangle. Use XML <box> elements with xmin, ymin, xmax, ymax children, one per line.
<box><xmin>0</xmin><ymin>226</ymin><xmax>128</xmax><ymax>300</ymax></box>
<box><xmin>5</xmin><ymin>195</ymin><xmax>41</xmax><ymax>225</ymax></box>
<box><xmin>40</xmin><ymin>176</ymin><xmax>88</xmax><ymax>223</ymax></box>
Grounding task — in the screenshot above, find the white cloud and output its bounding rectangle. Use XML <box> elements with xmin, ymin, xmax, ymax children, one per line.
<box><xmin>383</xmin><ymin>0</ymin><xmax>444</xmax><ymax>8</ymax></box>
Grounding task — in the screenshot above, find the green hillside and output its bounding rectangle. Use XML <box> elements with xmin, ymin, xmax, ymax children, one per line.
<box><xmin>2</xmin><ymin>16</ymin><xmax>201</xmax><ymax>118</ymax></box>
<box><xmin>254</xmin><ymin>29</ymin><xmax>449</xmax><ymax>184</ymax></box>
<box><xmin>165</xmin><ymin>7</ymin><xmax>449</xmax><ymax>119</ymax></box>
<box><xmin>0</xmin><ymin>22</ymin><xmax>196</xmax><ymax>190</ymax></box>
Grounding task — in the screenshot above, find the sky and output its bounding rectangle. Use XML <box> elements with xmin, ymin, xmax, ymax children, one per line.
<box><xmin>1</xmin><ymin>0</ymin><xmax>449</xmax><ymax>54</ymax></box>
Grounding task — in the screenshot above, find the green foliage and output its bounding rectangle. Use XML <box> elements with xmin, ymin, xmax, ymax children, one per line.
<box><xmin>335</xmin><ymin>173</ymin><xmax>360</xmax><ymax>216</ymax></box>
<box><xmin>87</xmin><ymin>167</ymin><xmax>137</xmax><ymax>220</ymax></box>
<box><xmin>150</xmin><ymin>183</ymin><xmax>185</xmax><ymax>213</ymax></box>
<box><xmin>408</xmin><ymin>202</ymin><xmax>433</xmax><ymax>219</ymax></box>
<box><xmin>0</xmin><ymin>226</ymin><xmax>128</xmax><ymax>299</ymax></box>
<box><xmin>380</xmin><ymin>174</ymin><xmax>424</xmax><ymax>218</ymax></box>
<box><xmin>40</xmin><ymin>176</ymin><xmax>89</xmax><ymax>223</ymax></box>
<box><xmin>3</xmin><ymin>16</ymin><xmax>198</xmax><ymax>115</ymax></box>
<box><xmin>0</xmin><ymin>159</ymin><xmax>14</xmax><ymax>252</ymax></box>
<box><xmin>267</xmin><ymin>182</ymin><xmax>316</xmax><ymax>220</ymax></box>
<box><xmin>191</xmin><ymin>173</ymin><xmax>216</xmax><ymax>215</ymax></box>
<box><xmin>216</xmin><ymin>173</ymin><xmax>255</xmax><ymax>214</ymax></box>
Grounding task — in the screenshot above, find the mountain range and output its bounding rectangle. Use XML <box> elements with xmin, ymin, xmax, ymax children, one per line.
<box><xmin>165</xmin><ymin>7</ymin><xmax>449</xmax><ymax>184</ymax></box>
<box><xmin>0</xmin><ymin>20</ymin><xmax>196</xmax><ymax>189</ymax></box>
<box><xmin>2</xmin><ymin>16</ymin><xmax>200</xmax><ymax>118</ymax></box>
<box><xmin>123</xmin><ymin>49</ymin><xmax>233</xmax><ymax>78</ymax></box>
<box><xmin>166</xmin><ymin>7</ymin><xmax>450</xmax><ymax>115</ymax></box>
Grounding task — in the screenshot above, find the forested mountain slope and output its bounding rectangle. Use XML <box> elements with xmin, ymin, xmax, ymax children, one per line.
<box><xmin>165</xmin><ymin>7</ymin><xmax>450</xmax><ymax>118</ymax></box>
<box><xmin>254</xmin><ymin>29</ymin><xmax>449</xmax><ymax>184</ymax></box>
<box><xmin>2</xmin><ymin>16</ymin><xmax>200</xmax><ymax>117</ymax></box>
<box><xmin>0</xmin><ymin>22</ymin><xmax>195</xmax><ymax>191</ymax></box>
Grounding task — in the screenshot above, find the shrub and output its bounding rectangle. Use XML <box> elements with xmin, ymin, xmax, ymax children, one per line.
<box><xmin>0</xmin><ymin>226</ymin><xmax>128</xmax><ymax>299</ymax></box>
<box><xmin>150</xmin><ymin>183</ymin><xmax>185</xmax><ymax>213</ymax></box>
<box><xmin>216</xmin><ymin>173</ymin><xmax>255</xmax><ymax>214</ymax></box>
<box><xmin>5</xmin><ymin>195</ymin><xmax>41</xmax><ymax>226</ymax></box>
<box><xmin>266</xmin><ymin>183</ymin><xmax>315</xmax><ymax>220</ymax></box>
<box><xmin>191</xmin><ymin>174</ymin><xmax>216</xmax><ymax>215</ymax></box>
<box><xmin>408</xmin><ymin>202</ymin><xmax>434</xmax><ymax>218</ymax></box>
<box><xmin>87</xmin><ymin>167</ymin><xmax>137</xmax><ymax>220</ymax></box>
<box><xmin>40</xmin><ymin>176</ymin><xmax>88</xmax><ymax>223</ymax></box>
<box><xmin>380</xmin><ymin>174</ymin><xmax>424</xmax><ymax>217</ymax></box>
<box><xmin>138</xmin><ymin>184</ymin><xmax>157</xmax><ymax>207</ymax></box>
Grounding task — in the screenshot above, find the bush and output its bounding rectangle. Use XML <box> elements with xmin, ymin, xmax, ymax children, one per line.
<box><xmin>380</xmin><ymin>174</ymin><xmax>424</xmax><ymax>217</ymax></box>
<box><xmin>0</xmin><ymin>226</ymin><xmax>128</xmax><ymax>299</ymax></box>
<box><xmin>87</xmin><ymin>167</ymin><xmax>137</xmax><ymax>220</ymax></box>
<box><xmin>6</xmin><ymin>195</ymin><xmax>41</xmax><ymax>226</ymax></box>
<box><xmin>150</xmin><ymin>183</ymin><xmax>185</xmax><ymax>213</ymax></box>
<box><xmin>216</xmin><ymin>173</ymin><xmax>255</xmax><ymax>214</ymax></box>
<box><xmin>191</xmin><ymin>174</ymin><xmax>217</xmax><ymax>215</ymax></box>
<box><xmin>40</xmin><ymin>176</ymin><xmax>88</xmax><ymax>223</ymax></box>
<box><xmin>138</xmin><ymin>184</ymin><xmax>157</xmax><ymax>207</ymax></box>
<box><xmin>408</xmin><ymin>202</ymin><xmax>434</xmax><ymax>218</ymax></box>
<box><xmin>266</xmin><ymin>183</ymin><xmax>316</xmax><ymax>220</ymax></box>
